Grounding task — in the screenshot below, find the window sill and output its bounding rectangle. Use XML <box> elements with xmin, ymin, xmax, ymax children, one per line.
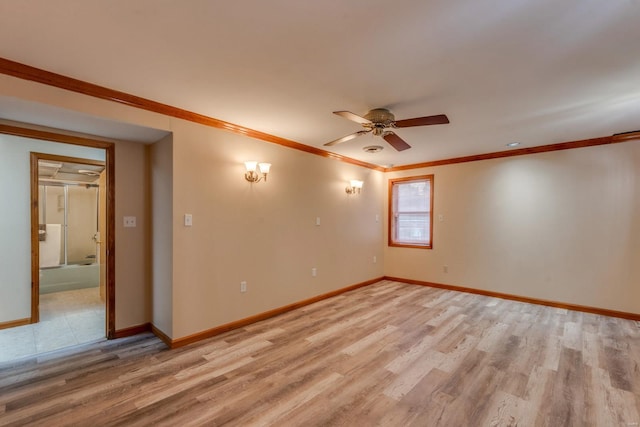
<box><xmin>388</xmin><ymin>242</ymin><xmax>432</xmax><ymax>250</ymax></box>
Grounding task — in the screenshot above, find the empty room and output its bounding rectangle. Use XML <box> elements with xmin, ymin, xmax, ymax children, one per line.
<box><xmin>0</xmin><ymin>1</ymin><xmax>639</xmax><ymax>426</ymax></box>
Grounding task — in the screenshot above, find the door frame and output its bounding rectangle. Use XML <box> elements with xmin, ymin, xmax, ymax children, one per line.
<box><xmin>0</xmin><ymin>123</ymin><xmax>116</xmax><ymax>339</ymax></box>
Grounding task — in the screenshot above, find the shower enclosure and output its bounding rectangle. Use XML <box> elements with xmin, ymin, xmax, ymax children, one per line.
<box><xmin>38</xmin><ymin>182</ymin><xmax>101</xmax><ymax>294</ymax></box>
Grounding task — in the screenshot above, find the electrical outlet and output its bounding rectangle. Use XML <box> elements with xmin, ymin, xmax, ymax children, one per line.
<box><xmin>443</xmin><ymin>265</ymin><xmax>448</xmax><ymax>273</ymax></box>
<box><xmin>123</xmin><ymin>216</ymin><xmax>136</xmax><ymax>228</ymax></box>
<box><xmin>240</xmin><ymin>281</ymin><xmax>247</xmax><ymax>292</ymax></box>
<box><xmin>311</xmin><ymin>268</ymin><xmax>317</xmax><ymax>277</ymax></box>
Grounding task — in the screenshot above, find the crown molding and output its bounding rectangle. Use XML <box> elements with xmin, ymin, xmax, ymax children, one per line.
<box><xmin>1</xmin><ymin>57</ymin><xmax>636</xmax><ymax>174</ymax></box>
<box><xmin>0</xmin><ymin>57</ymin><xmax>384</xmax><ymax>172</ymax></box>
<box><xmin>384</xmin><ymin>135</ymin><xmax>619</xmax><ymax>172</ymax></box>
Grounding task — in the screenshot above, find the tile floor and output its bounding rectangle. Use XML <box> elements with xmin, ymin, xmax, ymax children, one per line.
<box><xmin>0</xmin><ymin>287</ymin><xmax>105</xmax><ymax>363</ymax></box>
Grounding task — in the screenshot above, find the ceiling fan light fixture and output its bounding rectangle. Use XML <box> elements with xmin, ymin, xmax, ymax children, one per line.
<box><xmin>326</xmin><ymin>108</ymin><xmax>449</xmax><ymax>152</ymax></box>
<box><xmin>363</xmin><ymin>145</ymin><xmax>384</xmax><ymax>153</ymax></box>
<box><xmin>364</xmin><ymin>108</ymin><xmax>395</xmax><ymax>125</ymax></box>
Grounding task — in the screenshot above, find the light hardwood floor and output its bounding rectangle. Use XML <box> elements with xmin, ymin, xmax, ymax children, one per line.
<box><xmin>1</xmin><ymin>280</ymin><xmax>639</xmax><ymax>426</ymax></box>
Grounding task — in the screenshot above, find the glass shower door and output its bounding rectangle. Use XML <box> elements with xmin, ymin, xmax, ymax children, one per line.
<box><xmin>66</xmin><ymin>185</ymin><xmax>99</xmax><ymax>265</ymax></box>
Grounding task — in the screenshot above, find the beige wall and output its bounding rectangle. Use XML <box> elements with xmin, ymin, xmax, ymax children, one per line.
<box><xmin>113</xmin><ymin>139</ymin><xmax>150</xmax><ymax>329</ymax></box>
<box><xmin>149</xmin><ymin>134</ymin><xmax>173</xmax><ymax>336</ymax></box>
<box><xmin>384</xmin><ymin>142</ymin><xmax>640</xmax><ymax>314</ymax></box>
<box><xmin>169</xmin><ymin>120</ymin><xmax>384</xmax><ymax>338</ymax></box>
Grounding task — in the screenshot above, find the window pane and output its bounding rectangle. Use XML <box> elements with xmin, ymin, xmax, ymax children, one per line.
<box><xmin>389</xmin><ymin>175</ymin><xmax>433</xmax><ymax>248</ymax></box>
<box><xmin>397</xmin><ymin>213</ymin><xmax>430</xmax><ymax>243</ymax></box>
<box><xmin>397</xmin><ymin>181</ymin><xmax>429</xmax><ymax>212</ymax></box>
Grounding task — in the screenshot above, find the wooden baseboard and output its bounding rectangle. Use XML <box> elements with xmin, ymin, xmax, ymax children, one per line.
<box><xmin>150</xmin><ymin>324</ymin><xmax>173</xmax><ymax>347</ymax></box>
<box><xmin>0</xmin><ymin>317</ymin><xmax>31</xmax><ymax>330</ymax></box>
<box><xmin>386</xmin><ymin>276</ymin><xmax>640</xmax><ymax>321</ymax></box>
<box><xmin>113</xmin><ymin>323</ymin><xmax>151</xmax><ymax>339</ymax></box>
<box><xmin>169</xmin><ymin>277</ymin><xmax>384</xmax><ymax>349</ymax></box>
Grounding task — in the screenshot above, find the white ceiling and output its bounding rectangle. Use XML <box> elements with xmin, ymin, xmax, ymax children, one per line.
<box><xmin>1</xmin><ymin>0</ymin><xmax>639</xmax><ymax>167</ymax></box>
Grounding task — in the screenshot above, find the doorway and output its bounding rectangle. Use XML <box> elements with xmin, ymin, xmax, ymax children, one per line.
<box><xmin>32</xmin><ymin>156</ymin><xmax>107</xmax><ymax>350</ymax></box>
<box><xmin>30</xmin><ymin>149</ymin><xmax>115</xmax><ymax>342</ymax></box>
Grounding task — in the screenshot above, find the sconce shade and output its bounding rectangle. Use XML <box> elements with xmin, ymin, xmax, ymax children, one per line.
<box><xmin>244</xmin><ymin>161</ymin><xmax>258</xmax><ymax>172</ymax></box>
<box><xmin>244</xmin><ymin>160</ymin><xmax>271</xmax><ymax>183</ymax></box>
<box><xmin>258</xmin><ymin>163</ymin><xmax>271</xmax><ymax>174</ymax></box>
<box><xmin>346</xmin><ymin>179</ymin><xmax>363</xmax><ymax>195</ymax></box>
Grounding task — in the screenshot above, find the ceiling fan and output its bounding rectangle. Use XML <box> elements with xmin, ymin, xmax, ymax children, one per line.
<box><xmin>325</xmin><ymin>108</ymin><xmax>449</xmax><ymax>151</ymax></box>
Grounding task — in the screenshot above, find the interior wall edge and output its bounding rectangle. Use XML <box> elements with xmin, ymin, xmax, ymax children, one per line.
<box><xmin>150</xmin><ymin>323</ymin><xmax>173</xmax><ymax>348</ymax></box>
<box><xmin>386</xmin><ymin>276</ymin><xmax>640</xmax><ymax>321</ymax></box>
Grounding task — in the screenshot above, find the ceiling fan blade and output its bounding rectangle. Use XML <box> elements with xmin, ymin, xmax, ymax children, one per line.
<box><xmin>333</xmin><ymin>111</ymin><xmax>372</xmax><ymax>125</ymax></box>
<box><xmin>383</xmin><ymin>132</ymin><xmax>411</xmax><ymax>151</ymax></box>
<box><xmin>324</xmin><ymin>130</ymin><xmax>370</xmax><ymax>146</ymax></box>
<box><xmin>394</xmin><ymin>114</ymin><xmax>449</xmax><ymax>128</ymax></box>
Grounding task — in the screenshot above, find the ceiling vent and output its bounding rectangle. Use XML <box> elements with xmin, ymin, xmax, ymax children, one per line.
<box><xmin>363</xmin><ymin>145</ymin><xmax>384</xmax><ymax>153</ymax></box>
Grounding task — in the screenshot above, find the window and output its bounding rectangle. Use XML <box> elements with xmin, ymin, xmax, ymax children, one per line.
<box><xmin>389</xmin><ymin>175</ymin><xmax>433</xmax><ymax>248</ymax></box>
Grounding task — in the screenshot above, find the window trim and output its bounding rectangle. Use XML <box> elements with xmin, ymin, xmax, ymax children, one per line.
<box><xmin>388</xmin><ymin>174</ymin><xmax>434</xmax><ymax>249</ymax></box>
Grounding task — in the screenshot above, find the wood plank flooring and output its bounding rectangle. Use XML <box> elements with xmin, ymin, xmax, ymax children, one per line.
<box><xmin>1</xmin><ymin>280</ymin><xmax>639</xmax><ymax>426</ymax></box>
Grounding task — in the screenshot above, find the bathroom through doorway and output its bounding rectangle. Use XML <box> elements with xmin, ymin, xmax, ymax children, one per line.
<box><xmin>28</xmin><ymin>149</ymin><xmax>114</xmax><ymax>356</ymax></box>
<box><xmin>36</xmin><ymin>155</ymin><xmax>106</xmax><ymax>350</ymax></box>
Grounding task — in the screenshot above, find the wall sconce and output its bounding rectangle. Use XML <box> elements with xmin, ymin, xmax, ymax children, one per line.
<box><xmin>345</xmin><ymin>180</ymin><xmax>363</xmax><ymax>195</ymax></box>
<box><xmin>244</xmin><ymin>161</ymin><xmax>271</xmax><ymax>183</ymax></box>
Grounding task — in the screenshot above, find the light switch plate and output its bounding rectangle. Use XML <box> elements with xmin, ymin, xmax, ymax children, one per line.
<box><xmin>184</xmin><ymin>214</ymin><xmax>193</xmax><ymax>226</ymax></box>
